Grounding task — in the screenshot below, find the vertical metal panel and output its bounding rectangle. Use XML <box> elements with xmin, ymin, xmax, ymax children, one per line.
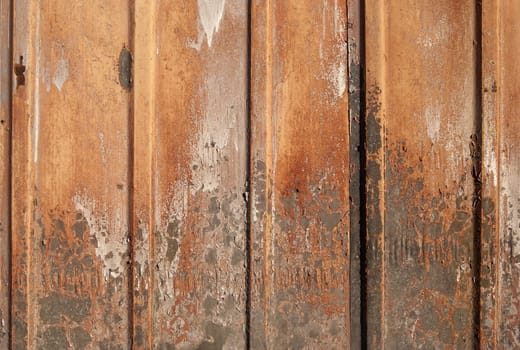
<box><xmin>4</xmin><ymin>1</ymin><xmax>520</xmax><ymax>348</ymax></box>
<box><xmin>365</xmin><ymin>1</ymin><xmax>480</xmax><ymax>348</ymax></box>
<box><xmin>150</xmin><ymin>1</ymin><xmax>249</xmax><ymax>347</ymax></box>
<box><xmin>0</xmin><ymin>0</ymin><xmax>11</xmax><ymax>347</ymax></box>
<box><xmin>481</xmin><ymin>1</ymin><xmax>520</xmax><ymax>347</ymax></box>
<box><xmin>10</xmin><ymin>1</ymin><xmax>31</xmax><ymax>346</ymax></box>
<box><xmin>480</xmin><ymin>1</ymin><xmax>499</xmax><ymax>347</ymax></box>
<box><xmin>250</xmin><ymin>1</ymin><xmax>350</xmax><ymax>348</ymax></box>
<box><xmin>11</xmin><ymin>1</ymin><xmax>131</xmax><ymax>348</ymax></box>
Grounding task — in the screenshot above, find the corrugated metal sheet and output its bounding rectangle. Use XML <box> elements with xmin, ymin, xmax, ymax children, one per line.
<box><xmin>0</xmin><ymin>0</ymin><xmax>518</xmax><ymax>348</ymax></box>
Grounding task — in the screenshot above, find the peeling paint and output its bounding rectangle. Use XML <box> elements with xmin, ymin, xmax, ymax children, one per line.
<box><xmin>330</xmin><ymin>61</ymin><xmax>346</xmax><ymax>99</ymax></box>
<box><xmin>98</xmin><ymin>132</ymin><xmax>109</xmax><ymax>165</ymax></box>
<box><xmin>134</xmin><ymin>220</ymin><xmax>150</xmax><ymax>291</ymax></box>
<box><xmin>319</xmin><ymin>1</ymin><xmax>347</xmax><ymax>101</ymax></box>
<box><xmin>72</xmin><ymin>193</ymin><xmax>127</xmax><ymax>280</ymax></box>
<box><xmin>42</xmin><ymin>65</ymin><xmax>51</xmax><ymax>92</ymax></box>
<box><xmin>190</xmin><ymin>55</ymin><xmax>241</xmax><ymax>194</ymax></box>
<box><xmin>415</xmin><ymin>15</ymin><xmax>449</xmax><ymax>49</ymax></box>
<box><xmin>52</xmin><ymin>56</ymin><xmax>69</xmax><ymax>92</ymax></box>
<box><xmin>424</xmin><ymin>104</ymin><xmax>441</xmax><ymax>143</ymax></box>
<box><xmin>198</xmin><ymin>0</ymin><xmax>225</xmax><ymax>47</ymax></box>
<box><xmin>189</xmin><ymin>0</ymin><xmax>226</xmax><ymax>50</ymax></box>
<box><xmin>154</xmin><ymin>182</ymin><xmax>186</xmax><ymax>300</ymax></box>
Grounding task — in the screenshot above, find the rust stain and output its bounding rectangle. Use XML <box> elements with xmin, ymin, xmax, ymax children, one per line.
<box><xmin>3</xmin><ymin>0</ymin><xmax>520</xmax><ymax>348</ymax></box>
<box><xmin>250</xmin><ymin>1</ymin><xmax>349</xmax><ymax>348</ymax></box>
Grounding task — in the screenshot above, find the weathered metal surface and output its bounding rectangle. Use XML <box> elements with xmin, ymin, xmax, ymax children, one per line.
<box><xmin>494</xmin><ymin>4</ymin><xmax>520</xmax><ymax>345</ymax></box>
<box><xmin>481</xmin><ymin>1</ymin><xmax>520</xmax><ymax>348</ymax></box>
<box><xmin>479</xmin><ymin>1</ymin><xmax>499</xmax><ymax>347</ymax></box>
<box><xmin>147</xmin><ymin>1</ymin><xmax>249</xmax><ymax>348</ymax></box>
<box><xmin>4</xmin><ymin>0</ymin><xmax>520</xmax><ymax>348</ymax></box>
<box><xmin>250</xmin><ymin>1</ymin><xmax>350</xmax><ymax>348</ymax></box>
<box><xmin>0</xmin><ymin>0</ymin><xmax>11</xmax><ymax>347</ymax></box>
<box><xmin>11</xmin><ymin>1</ymin><xmax>131</xmax><ymax>348</ymax></box>
<box><xmin>365</xmin><ymin>1</ymin><xmax>479</xmax><ymax>348</ymax></box>
<box><xmin>131</xmin><ymin>1</ymin><xmax>155</xmax><ymax>348</ymax></box>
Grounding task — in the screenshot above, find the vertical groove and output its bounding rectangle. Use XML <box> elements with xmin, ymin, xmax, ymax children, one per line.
<box><xmin>7</xmin><ymin>0</ymin><xmax>13</xmax><ymax>347</ymax></box>
<box><xmin>245</xmin><ymin>0</ymin><xmax>252</xmax><ymax>348</ymax></box>
<box><xmin>127</xmin><ymin>1</ymin><xmax>136</xmax><ymax>348</ymax></box>
<box><xmin>364</xmin><ymin>0</ymin><xmax>386</xmax><ymax>347</ymax></box>
<box><xmin>358</xmin><ymin>1</ymin><xmax>368</xmax><ymax>349</ymax></box>
<box><xmin>347</xmin><ymin>0</ymin><xmax>367</xmax><ymax>347</ymax></box>
<box><xmin>473</xmin><ymin>0</ymin><xmax>483</xmax><ymax>346</ymax></box>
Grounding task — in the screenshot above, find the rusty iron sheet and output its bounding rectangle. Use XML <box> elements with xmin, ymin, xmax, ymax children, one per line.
<box><xmin>141</xmin><ymin>0</ymin><xmax>249</xmax><ymax>347</ymax></box>
<box><xmin>0</xmin><ymin>0</ymin><xmax>11</xmax><ymax>347</ymax></box>
<box><xmin>3</xmin><ymin>0</ymin><xmax>520</xmax><ymax>348</ymax></box>
<box><xmin>365</xmin><ymin>0</ymin><xmax>480</xmax><ymax>348</ymax></box>
<box><xmin>250</xmin><ymin>1</ymin><xmax>350</xmax><ymax>348</ymax></box>
<box><xmin>481</xmin><ymin>1</ymin><xmax>520</xmax><ymax>347</ymax></box>
<box><xmin>11</xmin><ymin>1</ymin><xmax>132</xmax><ymax>348</ymax></box>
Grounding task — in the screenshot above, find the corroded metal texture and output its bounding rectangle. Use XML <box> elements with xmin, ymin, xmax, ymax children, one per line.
<box><xmin>11</xmin><ymin>1</ymin><xmax>132</xmax><ymax>348</ymax></box>
<box><xmin>0</xmin><ymin>0</ymin><xmax>11</xmax><ymax>348</ymax></box>
<box><xmin>3</xmin><ymin>0</ymin><xmax>520</xmax><ymax>348</ymax></box>
<box><xmin>146</xmin><ymin>0</ymin><xmax>249</xmax><ymax>348</ymax></box>
<box><xmin>365</xmin><ymin>1</ymin><xmax>479</xmax><ymax>348</ymax></box>
<box><xmin>250</xmin><ymin>1</ymin><xmax>350</xmax><ymax>348</ymax></box>
<box><xmin>481</xmin><ymin>1</ymin><xmax>520</xmax><ymax>348</ymax></box>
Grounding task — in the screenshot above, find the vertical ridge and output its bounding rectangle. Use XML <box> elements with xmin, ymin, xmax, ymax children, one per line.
<box><xmin>127</xmin><ymin>1</ymin><xmax>135</xmax><ymax>348</ymax></box>
<box><xmin>131</xmin><ymin>1</ymin><xmax>156</xmax><ymax>348</ymax></box>
<box><xmin>10</xmin><ymin>0</ymin><xmax>34</xmax><ymax>347</ymax></box>
<box><xmin>245</xmin><ymin>0</ymin><xmax>253</xmax><ymax>348</ymax></box>
<box><xmin>7</xmin><ymin>0</ymin><xmax>13</xmax><ymax>346</ymax></box>
<box><xmin>0</xmin><ymin>0</ymin><xmax>14</xmax><ymax>347</ymax></box>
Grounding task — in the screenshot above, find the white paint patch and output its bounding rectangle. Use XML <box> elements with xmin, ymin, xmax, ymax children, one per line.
<box><xmin>195</xmin><ymin>0</ymin><xmax>226</xmax><ymax>49</ymax></box>
<box><xmin>424</xmin><ymin>104</ymin><xmax>441</xmax><ymax>142</ymax></box>
<box><xmin>72</xmin><ymin>193</ymin><xmax>128</xmax><ymax>280</ymax></box>
<box><xmin>98</xmin><ymin>132</ymin><xmax>110</xmax><ymax>165</ymax></box>
<box><xmin>416</xmin><ymin>15</ymin><xmax>449</xmax><ymax>49</ymax></box>
<box><xmin>190</xmin><ymin>66</ymin><xmax>239</xmax><ymax>193</ymax></box>
<box><xmin>42</xmin><ymin>65</ymin><xmax>51</xmax><ymax>92</ymax></box>
<box><xmin>320</xmin><ymin>1</ymin><xmax>347</xmax><ymax>101</ymax></box>
<box><xmin>482</xmin><ymin>78</ymin><xmax>498</xmax><ymax>187</ymax></box>
<box><xmin>332</xmin><ymin>61</ymin><xmax>346</xmax><ymax>98</ymax></box>
<box><xmin>484</xmin><ymin>142</ymin><xmax>498</xmax><ymax>187</ymax></box>
<box><xmin>155</xmin><ymin>182</ymin><xmax>187</xmax><ymax>300</ymax></box>
<box><xmin>322</xmin><ymin>59</ymin><xmax>346</xmax><ymax>101</ymax></box>
<box><xmin>198</xmin><ymin>0</ymin><xmax>225</xmax><ymax>47</ymax></box>
<box><xmin>134</xmin><ymin>220</ymin><xmax>150</xmax><ymax>290</ymax></box>
<box><xmin>503</xmin><ymin>155</ymin><xmax>520</xmax><ymax>261</ymax></box>
<box><xmin>190</xmin><ymin>109</ymin><xmax>234</xmax><ymax>193</ymax></box>
<box><xmin>333</xmin><ymin>0</ymin><xmax>345</xmax><ymax>36</ymax></box>
<box><xmin>52</xmin><ymin>57</ymin><xmax>69</xmax><ymax>91</ymax></box>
